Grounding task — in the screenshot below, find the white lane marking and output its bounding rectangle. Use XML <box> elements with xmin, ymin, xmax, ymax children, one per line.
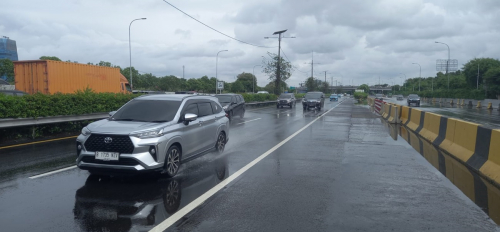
<box><xmin>28</xmin><ymin>165</ymin><xmax>77</xmax><ymax>179</ymax></box>
<box><xmin>149</xmin><ymin>101</ymin><xmax>343</xmax><ymax>232</ymax></box>
<box><xmin>236</xmin><ymin>118</ymin><xmax>262</xmax><ymax>125</ymax></box>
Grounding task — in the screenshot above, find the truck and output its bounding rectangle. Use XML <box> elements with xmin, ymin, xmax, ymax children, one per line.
<box><xmin>13</xmin><ymin>60</ymin><xmax>131</xmax><ymax>94</ymax></box>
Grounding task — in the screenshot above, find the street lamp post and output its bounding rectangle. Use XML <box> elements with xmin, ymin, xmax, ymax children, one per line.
<box><xmin>435</xmin><ymin>41</ymin><xmax>450</xmax><ymax>90</ymax></box>
<box><xmin>216</xmin><ymin>50</ymin><xmax>228</xmax><ymax>94</ymax></box>
<box><xmin>412</xmin><ymin>63</ymin><xmax>421</xmax><ymax>91</ymax></box>
<box><xmin>128</xmin><ymin>18</ymin><xmax>146</xmax><ymax>90</ymax></box>
<box><xmin>252</xmin><ymin>65</ymin><xmax>261</xmax><ymax>93</ymax></box>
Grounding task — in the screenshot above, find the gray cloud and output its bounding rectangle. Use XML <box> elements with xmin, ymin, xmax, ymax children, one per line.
<box><xmin>1</xmin><ymin>0</ymin><xmax>500</xmax><ymax>86</ymax></box>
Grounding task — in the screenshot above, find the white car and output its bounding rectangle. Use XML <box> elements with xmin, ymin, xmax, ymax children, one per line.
<box><xmin>257</xmin><ymin>91</ymin><xmax>269</xmax><ymax>94</ymax></box>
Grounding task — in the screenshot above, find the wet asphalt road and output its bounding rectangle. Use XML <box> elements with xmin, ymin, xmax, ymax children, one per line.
<box><xmin>385</xmin><ymin>97</ymin><xmax>500</xmax><ymax>129</ymax></box>
<box><xmin>0</xmin><ymin>99</ymin><xmax>499</xmax><ymax>231</ymax></box>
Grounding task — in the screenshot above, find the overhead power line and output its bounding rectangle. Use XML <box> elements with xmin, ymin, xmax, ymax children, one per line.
<box><xmin>280</xmin><ymin>47</ymin><xmax>309</xmax><ymax>74</ymax></box>
<box><xmin>162</xmin><ymin>0</ymin><xmax>275</xmax><ymax>48</ymax></box>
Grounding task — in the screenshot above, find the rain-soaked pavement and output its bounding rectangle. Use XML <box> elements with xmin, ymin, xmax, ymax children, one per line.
<box><xmin>385</xmin><ymin>97</ymin><xmax>500</xmax><ymax>129</ymax></box>
<box><xmin>0</xmin><ymin>99</ymin><xmax>499</xmax><ymax>231</ymax></box>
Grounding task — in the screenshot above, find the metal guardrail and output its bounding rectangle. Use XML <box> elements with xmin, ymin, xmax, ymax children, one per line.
<box><xmin>0</xmin><ymin>100</ymin><xmax>302</xmax><ymax>129</ymax></box>
<box><xmin>0</xmin><ymin>113</ymin><xmax>109</xmax><ymax>129</ymax></box>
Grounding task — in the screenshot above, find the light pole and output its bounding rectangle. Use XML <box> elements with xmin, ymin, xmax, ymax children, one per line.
<box><xmin>435</xmin><ymin>41</ymin><xmax>450</xmax><ymax>90</ymax></box>
<box><xmin>252</xmin><ymin>65</ymin><xmax>261</xmax><ymax>93</ymax></box>
<box><xmin>128</xmin><ymin>18</ymin><xmax>146</xmax><ymax>90</ymax></box>
<box><xmin>412</xmin><ymin>63</ymin><xmax>421</xmax><ymax>91</ymax></box>
<box><xmin>216</xmin><ymin>50</ymin><xmax>228</xmax><ymax>94</ymax></box>
<box><xmin>400</xmin><ymin>73</ymin><xmax>406</xmax><ymax>90</ymax></box>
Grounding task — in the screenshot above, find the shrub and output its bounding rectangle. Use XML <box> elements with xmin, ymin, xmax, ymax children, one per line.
<box><xmin>0</xmin><ymin>91</ymin><xmax>137</xmax><ymax>119</ymax></box>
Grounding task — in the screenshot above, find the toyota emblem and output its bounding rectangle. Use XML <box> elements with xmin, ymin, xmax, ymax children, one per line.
<box><xmin>104</xmin><ymin>137</ymin><xmax>113</xmax><ymax>144</ymax></box>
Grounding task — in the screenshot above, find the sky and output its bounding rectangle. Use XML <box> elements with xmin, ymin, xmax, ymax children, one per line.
<box><xmin>1</xmin><ymin>0</ymin><xmax>500</xmax><ymax>87</ymax></box>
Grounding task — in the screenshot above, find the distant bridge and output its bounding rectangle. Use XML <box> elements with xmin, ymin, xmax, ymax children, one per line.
<box><xmin>296</xmin><ymin>86</ymin><xmax>393</xmax><ymax>94</ymax></box>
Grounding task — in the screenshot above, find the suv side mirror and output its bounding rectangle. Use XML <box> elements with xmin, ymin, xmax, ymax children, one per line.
<box><xmin>109</xmin><ymin>111</ymin><xmax>117</xmax><ymax>117</ymax></box>
<box><xmin>183</xmin><ymin>113</ymin><xmax>198</xmax><ymax>125</ymax></box>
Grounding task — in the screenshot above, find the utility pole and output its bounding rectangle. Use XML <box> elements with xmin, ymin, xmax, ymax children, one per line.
<box><xmin>305</xmin><ymin>51</ymin><xmax>320</xmax><ymax>80</ymax></box>
<box><xmin>182</xmin><ymin>65</ymin><xmax>184</xmax><ymax>79</ymax></box>
<box><xmin>265</xmin><ymin>30</ymin><xmax>294</xmax><ymax>94</ymax></box>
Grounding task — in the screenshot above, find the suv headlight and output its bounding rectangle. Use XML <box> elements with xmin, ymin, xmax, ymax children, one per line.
<box><xmin>81</xmin><ymin>127</ymin><xmax>91</xmax><ymax>136</ymax></box>
<box><xmin>131</xmin><ymin>128</ymin><xmax>164</xmax><ymax>139</ymax></box>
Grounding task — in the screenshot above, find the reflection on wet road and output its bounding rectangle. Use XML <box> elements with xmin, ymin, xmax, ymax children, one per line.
<box><xmin>383</xmin><ymin>122</ymin><xmax>500</xmax><ymax>224</ymax></box>
<box><xmin>73</xmin><ymin>154</ymin><xmax>228</xmax><ymax>232</ymax></box>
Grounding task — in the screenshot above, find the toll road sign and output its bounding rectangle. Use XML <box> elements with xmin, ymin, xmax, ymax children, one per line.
<box><xmin>217</xmin><ymin>81</ymin><xmax>224</xmax><ymax>90</ymax></box>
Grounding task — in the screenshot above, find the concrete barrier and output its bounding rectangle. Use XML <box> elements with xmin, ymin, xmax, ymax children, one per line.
<box><xmin>400</xmin><ymin>106</ymin><xmax>410</xmax><ymax>125</ymax></box>
<box><xmin>387</xmin><ymin>104</ymin><xmax>400</xmax><ymax>124</ymax></box>
<box><xmin>436</xmin><ymin>119</ymin><xmax>477</xmax><ymax>163</ymax></box>
<box><xmin>419</xmin><ymin>112</ymin><xmax>441</xmax><ymax>143</ymax></box>
<box><xmin>479</xmin><ymin>129</ymin><xmax>500</xmax><ymax>185</ymax></box>
<box><xmin>406</xmin><ymin>108</ymin><xmax>423</xmax><ymax>131</ymax></box>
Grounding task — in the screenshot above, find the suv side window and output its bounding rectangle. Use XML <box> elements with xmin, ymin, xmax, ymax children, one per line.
<box><xmin>231</xmin><ymin>96</ymin><xmax>237</xmax><ymax>104</ymax></box>
<box><xmin>238</xmin><ymin>95</ymin><xmax>244</xmax><ymax>103</ymax></box>
<box><xmin>198</xmin><ymin>102</ymin><xmax>213</xmax><ymax>117</ymax></box>
<box><xmin>210</xmin><ymin>101</ymin><xmax>222</xmax><ymax>113</ymax></box>
<box><xmin>184</xmin><ymin>103</ymin><xmax>199</xmax><ymax>115</ymax></box>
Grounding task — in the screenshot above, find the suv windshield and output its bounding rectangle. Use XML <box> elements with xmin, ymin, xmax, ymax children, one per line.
<box><xmin>279</xmin><ymin>94</ymin><xmax>292</xmax><ymax>99</ymax></box>
<box><xmin>305</xmin><ymin>93</ymin><xmax>322</xmax><ymax>99</ymax></box>
<box><xmin>111</xmin><ymin>100</ymin><xmax>181</xmax><ymax>122</ymax></box>
<box><xmin>215</xmin><ymin>95</ymin><xmax>232</xmax><ymax>103</ymax></box>
<box><xmin>408</xmin><ymin>95</ymin><xmax>419</xmax><ymax>99</ymax></box>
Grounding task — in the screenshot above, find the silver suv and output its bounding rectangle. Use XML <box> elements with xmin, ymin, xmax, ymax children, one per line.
<box><xmin>76</xmin><ymin>94</ymin><xmax>229</xmax><ymax>177</ymax></box>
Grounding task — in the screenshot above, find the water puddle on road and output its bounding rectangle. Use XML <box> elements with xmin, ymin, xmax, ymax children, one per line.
<box><xmin>383</xmin><ymin>122</ymin><xmax>500</xmax><ymax>225</ymax></box>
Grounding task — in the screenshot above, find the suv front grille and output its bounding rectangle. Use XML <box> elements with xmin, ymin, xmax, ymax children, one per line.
<box><xmin>81</xmin><ymin>156</ymin><xmax>140</xmax><ymax>166</ymax></box>
<box><xmin>84</xmin><ymin>134</ymin><xmax>134</xmax><ymax>154</ymax></box>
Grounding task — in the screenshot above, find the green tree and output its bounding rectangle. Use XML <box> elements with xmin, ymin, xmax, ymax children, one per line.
<box><xmin>186</xmin><ymin>78</ymin><xmax>200</xmax><ymax>91</ymax></box>
<box><xmin>231</xmin><ymin>80</ymin><xmax>244</xmax><ymax>93</ymax></box>
<box><xmin>0</xmin><ymin>58</ymin><xmax>15</xmax><ymax>83</ymax></box>
<box><xmin>39</xmin><ymin>56</ymin><xmax>61</xmax><ymax>61</ymax></box>
<box><xmin>462</xmin><ymin>58</ymin><xmax>500</xmax><ymax>88</ymax></box>
<box><xmin>321</xmin><ymin>82</ymin><xmax>329</xmax><ymax>94</ymax></box>
<box><xmin>305</xmin><ymin>77</ymin><xmax>317</xmax><ymax>91</ymax></box>
<box><xmin>484</xmin><ymin>66</ymin><xmax>500</xmax><ymax>99</ymax></box>
<box><xmin>262</xmin><ymin>52</ymin><xmax>293</xmax><ymax>94</ymax></box>
<box><xmin>358</xmin><ymin>84</ymin><xmax>370</xmax><ymax>93</ymax></box>
<box><xmin>236</xmin><ymin>72</ymin><xmax>257</xmax><ymax>93</ymax></box>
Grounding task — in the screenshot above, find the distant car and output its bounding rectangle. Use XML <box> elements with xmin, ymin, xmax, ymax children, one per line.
<box><xmin>329</xmin><ymin>94</ymin><xmax>338</xmax><ymax>101</ymax></box>
<box><xmin>302</xmin><ymin>92</ymin><xmax>325</xmax><ymax>110</ymax></box>
<box><xmin>407</xmin><ymin>94</ymin><xmax>420</xmax><ymax>106</ymax></box>
<box><xmin>76</xmin><ymin>94</ymin><xmax>229</xmax><ymax>177</ymax></box>
<box><xmin>277</xmin><ymin>93</ymin><xmax>296</xmax><ymax>108</ymax></box>
<box><xmin>397</xmin><ymin>95</ymin><xmax>404</xmax><ymax>101</ymax></box>
<box><xmin>257</xmin><ymin>91</ymin><xmax>269</xmax><ymax>94</ymax></box>
<box><xmin>375</xmin><ymin>94</ymin><xmax>384</xmax><ymax>100</ymax></box>
<box><xmin>337</xmin><ymin>94</ymin><xmax>342</xmax><ymax>99</ymax></box>
<box><xmin>0</xmin><ymin>90</ymin><xmax>27</xmax><ymax>96</ymax></box>
<box><xmin>214</xmin><ymin>94</ymin><xmax>246</xmax><ymax>121</ymax></box>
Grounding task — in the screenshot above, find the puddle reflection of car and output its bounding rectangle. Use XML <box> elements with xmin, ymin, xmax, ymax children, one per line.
<box><xmin>73</xmin><ymin>156</ymin><xmax>229</xmax><ymax>232</ymax></box>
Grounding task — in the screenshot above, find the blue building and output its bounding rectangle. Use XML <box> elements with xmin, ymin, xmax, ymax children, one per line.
<box><xmin>0</xmin><ymin>36</ymin><xmax>18</xmax><ymax>61</ymax></box>
<box><xmin>0</xmin><ymin>36</ymin><xmax>18</xmax><ymax>80</ymax></box>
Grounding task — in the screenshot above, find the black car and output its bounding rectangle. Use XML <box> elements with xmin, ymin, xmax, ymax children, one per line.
<box><xmin>0</xmin><ymin>90</ymin><xmax>27</xmax><ymax>96</ymax></box>
<box><xmin>302</xmin><ymin>92</ymin><xmax>325</xmax><ymax>110</ymax></box>
<box><xmin>215</xmin><ymin>94</ymin><xmax>246</xmax><ymax>121</ymax></box>
<box><xmin>407</xmin><ymin>94</ymin><xmax>420</xmax><ymax>106</ymax></box>
<box><xmin>277</xmin><ymin>93</ymin><xmax>296</xmax><ymax>108</ymax></box>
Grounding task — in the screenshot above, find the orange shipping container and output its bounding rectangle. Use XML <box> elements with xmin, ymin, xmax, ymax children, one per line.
<box><xmin>13</xmin><ymin>60</ymin><xmax>131</xmax><ymax>94</ymax></box>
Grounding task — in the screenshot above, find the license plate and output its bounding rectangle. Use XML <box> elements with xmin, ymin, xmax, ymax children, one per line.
<box><xmin>95</xmin><ymin>151</ymin><xmax>119</xmax><ymax>161</ymax></box>
<box><xmin>93</xmin><ymin>207</ymin><xmax>117</xmax><ymax>220</ymax></box>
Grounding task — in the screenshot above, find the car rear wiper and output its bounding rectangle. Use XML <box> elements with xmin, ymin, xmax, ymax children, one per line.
<box><xmin>150</xmin><ymin>120</ymin><xmax>169</xmax><ymax>123</ymax></box>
